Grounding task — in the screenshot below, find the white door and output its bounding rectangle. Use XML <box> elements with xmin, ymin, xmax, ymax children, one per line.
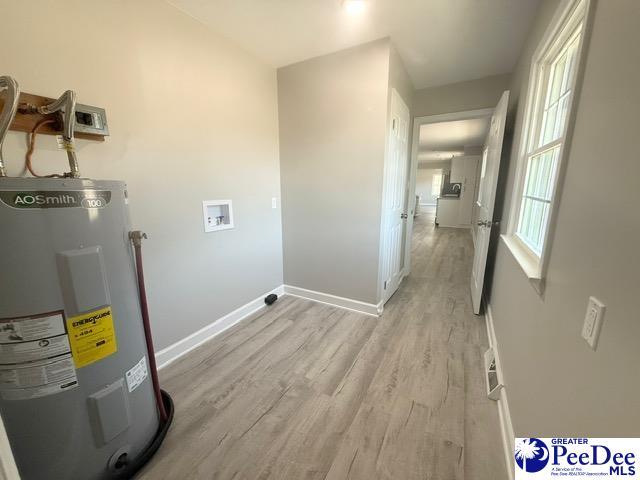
<box><xmin>470</xmin><ymin>91</ymin><xmax>509</xmax><ymax>314</ymax></box>
<box><xmin>380</xmin><ymin>89</ymin><xmax>410</xmax><ymax>304</ymax></box>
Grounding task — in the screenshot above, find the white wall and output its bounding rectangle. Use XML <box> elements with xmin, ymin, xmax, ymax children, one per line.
<box><xmin>0</xmin><ymin>0</ymin><xmax>283</xmax><ymax>350</ymax></box>
<box><xmin>415</xmin><ymin>168</ymin><xmax>441</xmax><ymax>205</ymax></box>
<box><xmin>489</xmin><ymin>0</ymin><xmax>640</xmax><ymax>436</ymax></box>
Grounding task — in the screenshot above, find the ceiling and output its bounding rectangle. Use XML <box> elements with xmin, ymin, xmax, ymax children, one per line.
<box><xmin>418</xmin><ymin>117</ymin><xmax>490</xmax><ymax>163</ymax></box>
<box><xmin>168</xmin><ymin>0</ymin><xmax>541</xmax><ymax>89</ymax></box>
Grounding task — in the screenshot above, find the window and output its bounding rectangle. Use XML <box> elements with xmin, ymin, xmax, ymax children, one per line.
<box><xmin>517</xmin><ymin>25</ymin><xmax>582</xmax><ymax>255</ymax></box>
<box><xmin>431</xmin><ymin>171</ymin><xmax>443</xmax><ymax>197</ymax></box>
<box><xmin>505</xmin><ymin>0</ymin><xmax>589</xmax><ymax>283</ymax></box>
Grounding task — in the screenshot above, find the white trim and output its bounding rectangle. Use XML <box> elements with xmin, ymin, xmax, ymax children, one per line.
<box><xmin>406</xmin><ymin>108</ymin><xmax>495</xmax><ymax>276</ymax></box>
<box><xmin>0</xmin><ymin>415</ymin><xmax>19</xmax><ymax>480</ymax></box>
<box><xmin>436</xmin><ymin>224</ymin><xmax>471</xmax><ymax>230</ymax></box>
<box><xmin>500</xmin><ymin>235</ymin><xmax>541</xmax><ymax>279</ymax></box>
<box><xmin>505</xmin><ymin>0</ymin><xmax>594</xmax><ymax>293</ymax></box>
<box><xmin>156</xmin><ymin>285</ymin><xmax>285</xmax><ymax>369</ymax></box>
<box><xmin>284</xmin><ymin>285</ymin><xmax>382</xmax><ymax>317</ymax></box>
<box><xmin>485</xmin><ymin>304</ymin><xmax>515</xmax><ymax>480</ymax></box>
<box><xmin>414</xmin><ymin>108</ymin><xmax>496</xmax><ymax>126</ymax></box>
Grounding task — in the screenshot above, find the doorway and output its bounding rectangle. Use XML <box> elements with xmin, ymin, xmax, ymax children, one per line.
<box><xmin>405</xmin><ymin>93</ymin><xmax>509</xmax><ymax>313</ymax></box>
<box><xmin>408</xmin><ymin>109</ymin><xmax>493</xmax><ymax>246</ymax></box>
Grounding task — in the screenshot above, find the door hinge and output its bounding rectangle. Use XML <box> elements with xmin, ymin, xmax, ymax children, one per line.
<box><xmin>384</xmin><ymin>281</ymin><xmax>387</xmax><ymax>290</ymax></box>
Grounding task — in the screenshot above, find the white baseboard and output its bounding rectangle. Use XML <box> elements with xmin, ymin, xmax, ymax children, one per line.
<box><xmin>418</xmin><ymin>203</ymin><xmax>437</xmax><ymax>207</ymax></box>
<box><xmin>485</xmin><ymin>304</ymin><xmax>515</xmax><ymax>480</ymax></box>
<box><xmin>283</xmin><ymin>285</ymin><xmax>382</xmax><ymax>317</ymax></box>
<box><xmin>156</xmin><ymin>285</ymin><xmax>285</xmax><ymax>370</ymax></box>
<box><xmin>436</xmin><ymin>223</ymin><xmax>472</xmax><ymax>229</ymax></box>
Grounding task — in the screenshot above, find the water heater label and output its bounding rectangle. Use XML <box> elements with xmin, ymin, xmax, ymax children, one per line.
<box><xmin>126</xmin><ymin>356</ymin><xmax>148</xmax><ymax>393</ymax></box>
<box><xmin>0</xmin><ymin>334</ymin><xmax>71</xmax><ymax>365</ymax></box>
<box><xmin>66</xmin><ymin>306</ymin><xmax>118</xmax><ymax>368</ymax></box>
<box><xmin>0</xmin><ymin>311</ymin><xmax>79</xmax><ymax>400</ymax></box>
<box><xmin>0</xmin><ymin>190</ymin><xmax>112</xmax><ymax>209</ymax></box>
<box><xmin>0</xmin><ymin>355</ymin><xmax>78</xmax><ymax>400</ymax></box>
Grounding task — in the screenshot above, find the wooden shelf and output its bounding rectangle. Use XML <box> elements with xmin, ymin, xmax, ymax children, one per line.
<box><xmin>0</xmin><ymin>92</ymin><xmax>105</xmax><ymax>141</ymax></box>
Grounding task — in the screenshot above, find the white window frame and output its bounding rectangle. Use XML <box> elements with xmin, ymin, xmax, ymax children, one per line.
<box><xmin>431</xmin><ymin>171</ymin><xmax>443</xmax><ymax>198</ymax></box>
<box><xmin>503</xmin><ymin>0</ymin><xmax>593</xmax><ymax>293</ymax></box>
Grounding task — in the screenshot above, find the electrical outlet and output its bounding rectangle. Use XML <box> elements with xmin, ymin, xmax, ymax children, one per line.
<box><xmin>581</xmin><ymin>296</ymin><xmax>605</xmax><ymax>350</ymax></box>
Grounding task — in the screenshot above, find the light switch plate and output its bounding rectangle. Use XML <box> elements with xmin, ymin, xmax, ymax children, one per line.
<box><xmin>582</xmin><ymin>296</ymin><xmax>605</xmax><ymax>350</ymax></box>
<box><xmin>272</xmin><ymin>197</ymin><xmax>277</xmax><ymax>209</ymax></box>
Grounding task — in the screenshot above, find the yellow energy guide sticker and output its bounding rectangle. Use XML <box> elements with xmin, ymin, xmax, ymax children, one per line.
<box><xmin>66</xmin><ymin>306</ymin><xmax>117</xmax><ymax>368</ymax></box>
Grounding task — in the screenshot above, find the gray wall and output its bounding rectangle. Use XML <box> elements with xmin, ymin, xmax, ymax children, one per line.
<box><xmin>0</xmin><ymin>0</ymin><xmax>283</xmax><ymax>350</ymax></box>
<box><xmin>489</xmin><ymin>0</ymin><xmax>640</xmax><ymax>436</ymax></box>
<box><xmin>413</xmin><ymin>73</ymin><xmax>511</xmax><ymax>118</ymax></box>
<box><xmin>278</xmin><ymin>39</ymin><xmax>393</xmax><ymax>304</ymax></box>
<box><xmin>388</xmin><ymin>44</ymin><xmax>415</xmax><ymax>115</ymax></box>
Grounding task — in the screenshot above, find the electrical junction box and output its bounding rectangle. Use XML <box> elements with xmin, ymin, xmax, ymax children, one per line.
<box><xmin>74</xmin><ymin>103</ymin><xmax>109</xmax><ymax>136</ymax></box>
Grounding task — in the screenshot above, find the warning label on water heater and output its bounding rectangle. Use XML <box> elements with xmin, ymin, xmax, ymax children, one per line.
<box><xmin>66</xmin><ymin>306</ymin><xmax>117</xmax><ymax>368</ymax></box>
<box><xmin>0</xmin><ymin>354</ymin><xmax>78</xmax><ymax>400</ymax></box>
<box><xmin>126</xmin><ymin>356</ymin><xmax>148</xmax><ymax>393</ymax></box>
<box><xmin>0</xmin><ymin>311</ymin><xmax>79</xmax><ymax>400</ymax></box>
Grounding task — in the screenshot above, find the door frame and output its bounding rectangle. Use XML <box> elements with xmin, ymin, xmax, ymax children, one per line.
<box><xmin>404</xmin><ymin>107</ymin><xmax>495</xmax><ymax>276</ymax></box>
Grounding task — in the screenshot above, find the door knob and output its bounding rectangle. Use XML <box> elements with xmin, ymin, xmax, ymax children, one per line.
<box><xmin>477</xmin><ymin>220</ymin><xmax>500</xmax><ymax>228</ymax></box>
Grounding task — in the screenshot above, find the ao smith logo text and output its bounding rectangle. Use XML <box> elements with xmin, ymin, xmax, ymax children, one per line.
<box><xmin>0</xmin><ymin>190</ymin><xmax>112</xmax><ymax>209</ymax></box>
<box><xmin>515</xmin><ymin>438</ymin><xmax>638</xmax><ymax>478</ymax></box>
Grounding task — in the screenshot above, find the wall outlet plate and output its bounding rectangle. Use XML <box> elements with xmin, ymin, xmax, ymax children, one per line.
<box><xmin>582</xmin><ymin>296</ymin><xmax>605</xmax><ymax>350</ymax></box>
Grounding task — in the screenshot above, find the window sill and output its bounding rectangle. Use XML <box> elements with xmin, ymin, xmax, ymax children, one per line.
<box><xmin>500</xmin><ymin>234</ymin><xmax>545</xmax><ymax>295</ymax></box>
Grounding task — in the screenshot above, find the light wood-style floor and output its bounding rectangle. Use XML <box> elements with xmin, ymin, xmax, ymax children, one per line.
<box><xmin>138</xmin><ymin>209</ymin><xmax>507</xmax><ymax>480</ymax></box>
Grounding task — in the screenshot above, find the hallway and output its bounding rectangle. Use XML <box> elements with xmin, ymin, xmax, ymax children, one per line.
<box><xmin>139</xmin><ymin>214</ymin><xmax>506</xmax><ymax>479</ymax></box>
